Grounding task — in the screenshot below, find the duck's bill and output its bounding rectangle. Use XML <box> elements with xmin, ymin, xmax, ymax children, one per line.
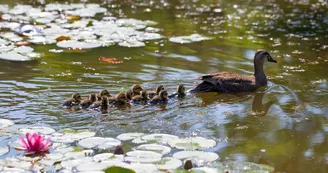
<box><xmin>267</xmin><ymin>55</ymin><xmax>277</xmax><ymax>63</ymax></box>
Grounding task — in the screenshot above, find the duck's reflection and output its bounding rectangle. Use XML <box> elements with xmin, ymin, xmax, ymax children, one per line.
<box><xmin>252</xmin><ymin>92</ymin><xmax>276</xmax><ymax>117</ymax></box>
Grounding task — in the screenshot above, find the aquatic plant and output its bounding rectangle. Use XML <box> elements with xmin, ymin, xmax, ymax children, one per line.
<box><xmin>17</xmin><ymin>133</ymin><xmax>52</xmax><ymax>155</ymax></box>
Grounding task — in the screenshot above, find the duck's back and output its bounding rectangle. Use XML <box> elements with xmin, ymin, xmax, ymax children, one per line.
<box><xmin>191</xmin><ymin>72</ymin><xmax>256</xmax><ymax>93</ymax></box>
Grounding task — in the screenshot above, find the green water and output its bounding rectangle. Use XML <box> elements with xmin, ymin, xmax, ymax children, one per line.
<box><xmin>1</xmin><ymin>0</ymin><xmax>328</xmax><ymax>172</ymax></box>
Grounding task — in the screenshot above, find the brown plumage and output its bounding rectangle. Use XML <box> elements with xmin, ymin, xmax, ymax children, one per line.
<box><xmin>149</xmin><ymin>90</ymin><xmax>168</xmax><ymax>105</ymax></box>
<box><xmin>97</xmin><ymin>89</ymin><xmax>111</xmax><ymax>101</ymax></box>
<box><xmin>148</xmin><ymin>85</ymin><xmax>165</xmax><ymax>99</ymax></box>
<box><xmin>62</xmin><ymin>93</ymin><xmax>82</xmax><ymax>107</ymax></box>
<box><xmin>130</xmin><ymin>84</ymin><xmax>143</xmax><ymax>96</ymax></box>
<box><xmin>110</xmin><ymin>92</ymin><xmax>128</xmax><ymax>105</ymax></box>
<box><xmin>131</xmin><ymin>90</ymin><xmax>149</xmax><ymax>104</ymax></box>
<box><xmin>190</xmin><ymin>50</ymin><xmax>277</xmax><ymax>93</ymax></box>
<box><xmin>80</xmin><ymin>94</ymin><xmax>97</xmax><ymax>109</ymax></box>
<box><xmin>90</xmin><ymin>96</ymin><xmax>109</xmax><ymax>110</ymax></box>
<box><xmin>125</xmin><ymin>88</ymin><xmax>133</xmax><ymax>101</ymax></box>
<box><xmin>168</xmin><ymin>84</ymin><xmax>186</xmax><ymax>98</ymax></box>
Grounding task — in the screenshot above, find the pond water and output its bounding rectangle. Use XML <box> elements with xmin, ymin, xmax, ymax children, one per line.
<box><xmin>0</xmin><ymin>0</ymin><xmax>328</xmax><ymax>172</ymax></box>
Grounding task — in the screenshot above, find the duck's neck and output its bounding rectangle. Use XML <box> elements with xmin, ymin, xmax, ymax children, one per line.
<box><xmin>254</xmin><ymin>61</ymin><xmax>267</xmax><ymax>87</ymax></box>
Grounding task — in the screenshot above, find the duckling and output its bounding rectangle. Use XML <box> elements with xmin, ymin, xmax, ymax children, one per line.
<box><xmin>97</xmin><ymin>89</ymin><xmax>111</xmax><ymax>101</ymax></box>
<box><xmin>149</xmin><ymin>90</ymin><xmax>168</xmax><ymax>105</ymax></box>
<box><xmin>62</xmin><ymin>93</ymin><xmax>82</xmax><ymax>107</ymax></box>
<box><xmin>110</xmin><ymin>92</ymin><xmax>128</xmax><ymax>106</ymax></box>
<box><xmin>131</xmin><ymin>90</ymin><xmax>149</xmax><ymax>104</ymax></box>
<box><xmin>125</xmin><ymin>88</ymin><xmax>133</xmax><ymax>101</ymax></box>
<box><xmin>79</xmin><ymin>94</ymin><xmax>97</xmax><ymax>109</ymax></box>
<box><xmin>168</xmin><ymin>84</ymin><xmax>186</xmax><ymax>99</ymax></box>
<box><xmin>190</xmin><ymin>50</ymin><xmax>277</xmax><ymax>93</ymax></box>
<box><xmin>130</xmin><ymin>84</ymin><xmax>143</xmax><ymax>96</ymax></box>
<box><xmin>90</xmin><ymin>96</ymin><xmax>109</xmax><ymax>111</ymax></box>
<box><xmin>148</xmin><ymin>85</ymin><xmax>165</xmax><ymax>99</ymax></box>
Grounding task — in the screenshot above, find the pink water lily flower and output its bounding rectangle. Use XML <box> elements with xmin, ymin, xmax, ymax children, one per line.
<box><xmin>18</xmin><ymin>133</ymin><xmax>52</xmax><ymax>155</ymax></box>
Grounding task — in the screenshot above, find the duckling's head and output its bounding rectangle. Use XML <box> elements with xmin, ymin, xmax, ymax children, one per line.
<box><xmin>159</xmin><ymin>90</ymin><xmax>168</xmax><ymax>99</ymax></box>
<box><xmin>101</xmin><ymin>96</ymin><xmax>108</xmax><ymax>105</ymax></box>
<box><xmin>156</xmin><ymin>85</ymin><xmax>165</xmax><ymax>94</ymax></box>
<box><xmin>99</xmin><ymin>89</ymin><xmax>110</xmax><ymax>97</ymax></box>
<box><xmin>254</xmin><ymin>50</ymin><xmax>277</xmax><ymax>65</ymax></box>
<box><xmin>125</xmin><ymin>88</ymin><xmax>133</xmax><ymax>100</ymax></box>
<box><xmin>131</xmin><ymin>84</ymin><xmax>143</xmax><ymax>95</ymax></box>
<box><xmin>72</xmin><ymin>93</ymin><xmax>82</xmax><ymax>102</ymax></box>
<box><xmin>177</xmin><ymin>84</ymin><xmax>186</xmax><ymax>94</ymax></box>
<box><xmin>89</xmin><ymin>94</ymin><xmax>97</xmax><ymax>102</ymax></box>
<box><xmin>115</xmin><ymin>92</ymin><xmax>127</xmax><ymax>102</ymax></box>
<box><xmin>140</xmin><ymin>90</ymin><xmax>149</xmax><ymax>99</ymax></box>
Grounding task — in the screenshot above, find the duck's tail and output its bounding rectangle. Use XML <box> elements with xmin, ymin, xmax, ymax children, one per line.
<box><xmin>189</xmin><ymin>81</ymin><xmax>218</xmax><ymax>93</ymax></box>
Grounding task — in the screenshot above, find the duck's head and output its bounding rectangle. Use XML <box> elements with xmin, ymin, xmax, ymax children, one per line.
<box><xmin>177</xmin><ymin>84</ymin><xmax>186</xmax><ymax>94</ymax></box>
<box><xmin>89</xmin><ymin>94</ymin><xmax>97</xmax><ymax>102</ymax></box>
<box><xmin>125</xmin><ymin>88</ymin><xmax>133</xmax><ymax>100</ymax></box>
<box><xmin>131</xmin><ymin>84</ymin><xmax>143</xmax><ymax>95</ymax></box>
<box><xmin>254</xmin><ymin>50</ymin><xmax>277</xmax><ymax>64</ymax></box>
<box><xmin>99</xmin><ymin>89</ymin><xmax>110</xmax><ymax>97</ymax></box>
<box><xmin>159</xmin><ymin>90</ymin><xmax>168</xmax><ymax>100</ymax></box>
<box><xmin>140</xmin><ymin>90</ymin><xmax>149</xmax><ymax>99</ymax></box>
<box><xmin>101</xmin><ymin>96</ymin><xmax>108</xmax><ymax>105</ymax></box>
<box><xmin>156</xmin><ymin>85</ymin><xmax>165</xmax><ymax>94</ymax></box>
<box><xmin>72</xmin><ymin>93</ymin><xmax>82</xmax><ymax>102</ymax></box>
<box><xmin>115</xmin><ymin>92</ymin><xmax>127</xmax><ymax>102</ymax></box>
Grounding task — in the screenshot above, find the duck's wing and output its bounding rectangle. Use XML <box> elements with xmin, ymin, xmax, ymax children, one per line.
<box><xmin>193</xmin><ymin>72</ymin><xmax>255</xmax><ymax>93</ymax></box>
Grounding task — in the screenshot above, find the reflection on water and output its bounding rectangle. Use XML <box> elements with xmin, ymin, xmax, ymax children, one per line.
<box><xmin>0</xmin><ymin>0</ymin><xmax>327</xmax><ymax>172</ymax></box>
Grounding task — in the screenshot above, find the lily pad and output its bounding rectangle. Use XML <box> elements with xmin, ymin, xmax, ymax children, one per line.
<box><xmin>105</xmin><ymin>166</ymin><xmax>136</xmax><ymax>173</ymax></box>
<box><xmin>78</xmin><ymin>137</ymin><xmax>121</xmax><ymax>149</ymax></box>
<box><xmin>116</xmin><ymin>133</ymin><xmax>144</xmax><ymax>141</ymax></box>
<box><xmin>0</xmin><ymin>119</ymin><xmax>14</xmax><ymax>128</ymax></box>
<box><xmin>0</xmin><ymin>146</ymin><xmax>9</xmax><ymax>157</ymax></box>
<box><xmin>172</xmin><ymin>151</ymin><xmax>219</xmax><ymax>163</ymax></box>
<box><xmin>167</xmin><ymin>137</ymin><xmax>216</xmax><ymax>150</ymax></box>
<box><xmin>155</xmin><ymin>157</ymin><xmax>182</xmax><ymax>170</ymax></box>
<box><xmin>125</xmin><ymin>150</ymin><xmax>162</xmax><ymax>163</ymax></box>
<box><xmin>169</xmin><ymin>34</ymin><xmax>212</xmax><ymax>44</ymax></box>
<box><xmin>0</xmin><ymin>52</ymin><xmax>31</xmax><ymax>62</ymax></box>
<box><xmin>136</xmin><ymin>144</ymin><xmax>171</xmax><ymax>155</ymax></box>
<box><xmin>141</xmin><ymin>134</ymin><xmax>179</xmax><ymax>144</ymax></box>
<box><xmin>118</xmin><ymin>40</ymin><xmax>145</xmax><ymax>48</ymax></box>
<box><xmin>64</xmin><ymin>150</ymin><xmax>94</xmax><ymax>159</ymax></box>
<box><xmin>57</xmin><ymin>40</ymin><xmax>102</xmax><ymax>49</ymax></box>
<box><xmin>51</xmin><ymin>129</ymin><xmax>96</xmax><ymax>143</ymax></box>
<box><xmin>19</xmin><ymin>126</ymin><xmax>56</xmax><ymax>135</ymax></box>
<box><xmin>76</xmin><ymin>161</ymin><xmax>129</xmax><ymax>172</ymax></box>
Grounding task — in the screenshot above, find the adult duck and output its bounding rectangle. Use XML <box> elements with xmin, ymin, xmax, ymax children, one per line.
<box><xmin>190</xmin><ymin>50</ymin><xmax>277</xmax><ymax>93</ymax></box>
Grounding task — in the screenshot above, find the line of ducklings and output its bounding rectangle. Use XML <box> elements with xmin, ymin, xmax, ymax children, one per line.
<box><xmin>62</xmin><ymin>84</ymin><xmax>186</xmax><ymax>110</ymax></box>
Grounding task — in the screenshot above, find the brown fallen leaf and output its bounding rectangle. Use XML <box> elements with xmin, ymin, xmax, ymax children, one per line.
<box><xmin>16</xmin><ymin>41</ymin><xmax>32</xmax><ymax>46</ymax></box>
<box><xmin>99</xmin><ymin>56</ymin><xmax>123</xmax><ymax>64</ymax></box>
<box><xmin>66</xmin><ymin>15</ymin><xmax>81</xmax><ymax>20</ymax></box>
<box><xmin>56</xmin><ymin>36</ymin><xmax>71</xmax><ymax>42</ymax></box>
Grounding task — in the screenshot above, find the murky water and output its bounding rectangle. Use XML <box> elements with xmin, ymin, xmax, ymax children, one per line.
<box><xmin>1</xmin><ymin>0</ymin><xmax>328</xmax><ymax>172</ymax></box>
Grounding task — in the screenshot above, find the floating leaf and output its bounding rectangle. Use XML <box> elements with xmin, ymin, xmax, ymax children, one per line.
<box><xmin>142</xmin><ymin>134</ymin><xmax>179</xmax><ymax>144</ymax></box>
<box><xmin>56</xmin><ymin>36</ymin><xmax>71</xmax><ymax>42</ymax></box>
<box><xmin>0</xmin><ymin>146</ymin><xmax>9</xmax><ymax>157</ymax></box>
<box><xmin>136</xmin><ymin>144</ymin><xmax>171</xmax><ymax>155</ymax></box>
<box><xmin>78</xmin><ymin>137</ymin><xmax>121</xmax><ymax>149</ymax></box>
<box><xmin>57</xmin><ymin>40</ymin><xmax>102</xmax><ymax>49</ymax></box>
<box><xmin>125</xmin><ymin>150</ymin><xmax>162</xmax><ymax>163</ymax></box>
<box><xmin>116</xmin><ymin>133</ymin><xmax>144</xmax><ymax>141</ymax></box>
<box><xmin>168</xmin><ymin>137</ymin><xmax>216</xmax><ymax>150</ymax></box>
<box><xmin>15</xmin><ymin>41</ymin><xmax>32</xmax><ymax>46</ymax></box>
<box><xmin>19</xmin><ymin>126</ymin><xmax>56</xmax><ymax>135</ymax></box>
<box><xmin>105</xmin><ymin>166</ymin><xmax>136</xmax><ymax>173</ymax></box>
<box><xmin>155</xmin><ymin>157</ymin><xmax>182</xmax><ymax>170</ymax></box>
<box><xmin>172</xmin><ymin>151</ymin><xmax>219</xmax><ymax>163</ymax></box>
<box><xmin>99</xmin><ymin>56</ymin><xmax>123</xmax><ymax>64</ymax></box>
<box><xmin>169</xmin><ymin>34</ymin><xmax>212</xmax><ymax>44</ymax></box>
<box><xmin>0</xmin><ymin>52</ymin><xmax>31</xmax><ymax>61</ymax></box>
<box><xmin>0</xmin><ymin>119</ymin><xmax>14</xmax><ymax>128</ymax></box>
<box><xmin>76</xmin><ymin>161</ymin><xmax>129</xmax><ymax>172</ymax></box>
<box><xmin>65</xmin><ymin>15</ymin><xmax>81</xmax><ymax>20</ymax></box>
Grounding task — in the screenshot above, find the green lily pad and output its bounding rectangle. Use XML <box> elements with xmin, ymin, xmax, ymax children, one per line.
<box><xmin>154</xmin><ymin>157</ymin><xmax>182</xmax><ymax>170</ymax></box>
<box><xmin>116</xmin><ymin>133</ymin><xmax>144</xmax><ymax>141</ymax></box>
<box><xmin>172</xmin><ymin>151</ymin><xmax>219</xmax><ymax>163</ymax></box>
<box><xmin>125</xmin><ymin>150</ymin><xmax>162</xmax><ymax>163</ymax></box>
<box><xmin>105</xmin><ymin>166</ymin><xmax>136</xmax><ymax>173</ymax></box>
<box><xmin>19</xmin><ymin>126</ymin><xmax>56</xmax><ymax>135</ymax></box>
<box><xmin>135</xmin><ymin>144</ymin><xmax>171</xmax><ymax>155</ymax></box>
<box><xmin>78</xmin><ymin>137</ymin><xmax>121</xmax><ymax>149</ymax></box>
<box><xmin>0</xmin><ymin>119</ymin><xmax>14</xmax><ymax>128</ymax></box>
<box><xmin>168</xmin><ymin>137</ymin><xmax>216</xmax><ymax>150</ymax></box>
<box><xmin>141</xmin><ymin>134</ymin><xmax>179</xmax><ymax>144</ymax></box>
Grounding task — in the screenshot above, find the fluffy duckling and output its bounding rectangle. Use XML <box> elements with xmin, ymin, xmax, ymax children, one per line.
<box><xmin>97</xmin><ymin>89</ymin><xmax>111</xmax><ymax>101</ymax></box>
<box><xmin>125</xmin><ymin>88</ymin><xmax>133</xmax><ymax>101</ymax></box>
<box><xmin>90</xmin><ymin>96</ymin><xmax>109</xmax><ymax>110</ymax></box>
<box><xmin>148</xmin><ymin>85</ymin><xmax>165</xmax><ymax>99</ymax></box>
<box><xmin>62</xmin><ymin>93</ymin><xmax>82</xmax><ymax>107</ymax></box>
<box><xmin>131</xmin><ymin>90</ymin><xmax>149</xmax><ymax>104</ymax></box>
<box><xmin>130</xmin><ymin>84</ymin><xmax>143</xmax><ymax>96</ymax></box>
<box><xmin>149</xmin><ymin>90</ymin><xmax>168</xmax><ymax>105</ymax></box>
<box><xmin>80</xmin><ymin>94</ymin><xmax>97</xmax><ymax>109</ymax></box>
<box><xmin>168</xmin><ymin>84</ymin><xmax>186</xmax><ymax>99</ymax></box>
<box><xmin>110</xmin><ymin>92</ymin><xmax>128</xmax><ymax>106</ymax></box>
